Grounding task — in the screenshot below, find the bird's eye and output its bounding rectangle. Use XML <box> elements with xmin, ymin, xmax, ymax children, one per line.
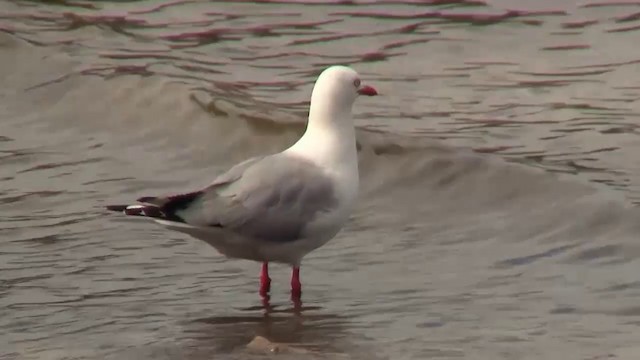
<box><xmin>353</xmin><ymin>79</ymin><xmax>361</xmax><ymax>88</ymax></box>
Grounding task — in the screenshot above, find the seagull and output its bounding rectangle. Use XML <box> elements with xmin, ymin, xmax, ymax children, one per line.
<box><xmin>105</xmin><ymin>65</ymin><xmax>378</xmax><ymax>300</ymax></box>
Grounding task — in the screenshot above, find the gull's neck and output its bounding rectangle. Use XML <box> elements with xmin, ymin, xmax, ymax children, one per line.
<box><xmin>284</xmin><ymin>76</ymin><xmax>361</xmax><ymax>208</ymax></box>
<box><xmin>285</xmin><ymin>102</ymin><xmax>357</xmax><ymax>173</ymax></box>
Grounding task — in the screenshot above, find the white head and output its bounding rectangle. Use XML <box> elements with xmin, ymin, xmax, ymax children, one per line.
<box><xmin>288</xmin><ymin>65</ymin><xmax>376</xmax><ymax>167</ymax></box>
<box><xmin>308</xmin><ymin>65</ymin><xmax>378</xmax><ymax>124</ymax></box>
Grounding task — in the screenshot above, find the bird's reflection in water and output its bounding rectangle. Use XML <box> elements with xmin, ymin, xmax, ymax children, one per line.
<box><xmin>180</xmin><ymin>296</ymin><xmax>360</xmax><ymax>359</ymax></box>
<box><xmin>243</xmin><ymin>294</ymin><xmax>319</xmax><ymax>315</ymax></box>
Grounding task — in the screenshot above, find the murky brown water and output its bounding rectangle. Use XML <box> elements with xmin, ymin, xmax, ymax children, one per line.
<box><xmin>3</xmin><ymin>0</ymin><xmax>640</xmax><ymax>359</ymax></box>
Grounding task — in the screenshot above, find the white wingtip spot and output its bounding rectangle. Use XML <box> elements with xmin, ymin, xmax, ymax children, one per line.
<box><xmin>126</xmin><ymin>205</ymin><xmax>145</xmax><ymax>210</ymax></box>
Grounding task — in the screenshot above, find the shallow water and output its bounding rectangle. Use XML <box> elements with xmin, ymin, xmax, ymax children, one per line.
<box><xmin>2</xmin><ymin>0</ymin><xmax>640</xmax><ymax>359</ymax></box>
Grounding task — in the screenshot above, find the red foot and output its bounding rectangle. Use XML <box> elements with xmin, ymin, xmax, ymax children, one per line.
<box><xmin>290</xmin><ymin>266</ymin><xmax>302</xmax><ymax>299</ymax></box>
<box><xmin>259</xmin><ymin>262</ymin><xmax>271</xmax><ymax>297</ymax></box>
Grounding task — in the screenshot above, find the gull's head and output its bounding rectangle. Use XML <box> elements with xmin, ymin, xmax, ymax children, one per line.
<box><xmin>309</xmin><ymin>65</ymin><xmax>378</xmax><ymax>119</ymax></box>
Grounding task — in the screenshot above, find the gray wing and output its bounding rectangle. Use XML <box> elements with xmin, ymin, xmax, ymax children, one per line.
<box><xmin>176</xmin><ymin>154</ymin><xmax>339</xmax><ymax>242</ymax></box>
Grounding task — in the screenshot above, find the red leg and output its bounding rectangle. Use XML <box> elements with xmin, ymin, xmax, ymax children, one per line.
<box><xmin>290</xmin><ymin>266</ymin><xmax>302</xmax><ymax>299</ymax></box>
<box><xmin>259</xmin><ymin>262</ymin><xmax>271</xmax><ymax>297</ymax></box>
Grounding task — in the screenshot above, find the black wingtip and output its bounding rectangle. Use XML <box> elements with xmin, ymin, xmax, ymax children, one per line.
<box><xmin>106</xmin><ymin>204</ymin><xmax>128</xmax><ymax>212</ymax></box>
<box><xmin>137</xmin><ymin>196</ymin><xmax>157</xmax><ymax>203</ymax></box>
<box><xmin>104</xmin><ymin>192</ymin><xmax>201</xmax><ymax>221</ymax></box>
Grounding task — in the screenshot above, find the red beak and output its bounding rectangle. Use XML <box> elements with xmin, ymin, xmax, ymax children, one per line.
<box><xmin>357</xmin><ymin>85</ymin><xmax>378</xmax><ymax>96</ymax></box>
